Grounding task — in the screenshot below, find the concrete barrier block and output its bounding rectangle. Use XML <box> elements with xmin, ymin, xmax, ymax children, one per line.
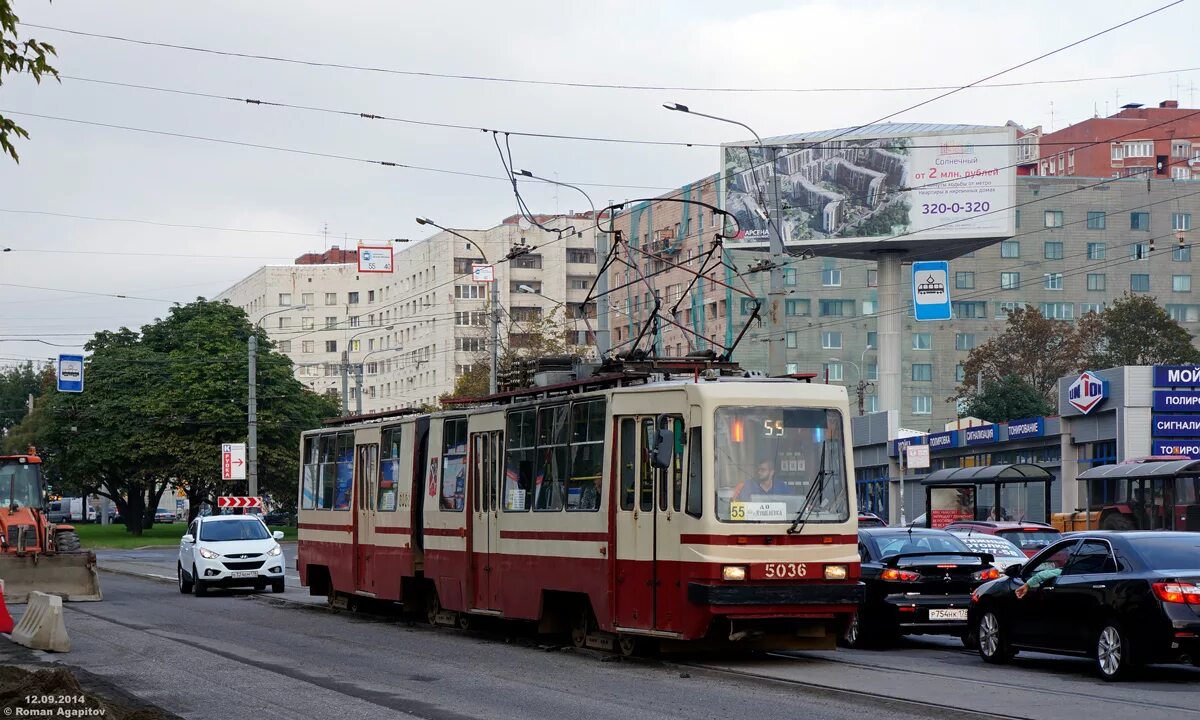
<box><xmin>11</xmin><ymin>591</ymin><xmax>70</xmax><ymax>652</ymax></box>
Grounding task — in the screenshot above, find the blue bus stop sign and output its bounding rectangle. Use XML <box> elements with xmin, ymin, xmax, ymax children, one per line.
<box><xmin>912</xmin><ymin>260</ymin><xmax>952</xmax><ymax>321</ymax></box>
<box><xmin>57</xmin><ymin>354</ymin><xmax>84</xmax><ymax>393</ymax></box>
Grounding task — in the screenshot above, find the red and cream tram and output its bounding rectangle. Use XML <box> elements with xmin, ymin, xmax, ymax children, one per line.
<box><xmin>297</xmin><ymin>370</ymin><xmax>863</xmax><ymax>652</ymax></box>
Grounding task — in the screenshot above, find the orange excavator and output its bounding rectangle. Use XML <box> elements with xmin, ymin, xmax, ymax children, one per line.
<box><xmin>0</xmin><ymin>451</ymin><xmax>102</xmax><ymax>602</ymax></box>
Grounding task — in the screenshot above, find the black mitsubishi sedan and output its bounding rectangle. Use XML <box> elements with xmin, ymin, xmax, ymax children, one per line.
<box><xmin>843</xmin><ymin>527</ymin><xmax>997</xmax><ymax>647</ymax></box>
<box><xmin>970</xmin><ymin>531</ymin><xmax>1200</xmax><ymax>680</ymax></box>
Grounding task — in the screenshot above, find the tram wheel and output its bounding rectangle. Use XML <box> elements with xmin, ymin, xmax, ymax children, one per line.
<box><xmin>426</xmin><ymin>588</ymin><xmax>442</xmax><ymax>626</ymax></box>
<box><xmin>617</xmin><ymin>635</ymin><xmax>643</xmax><ymax>658</ymax></box>
<box><xmin>570</xmin><ymin>606</ymin><xmax>594</xmax><ymax>649</ymax></box>
<box><xmin>457</xmin><ymin>613</ymin><xmax>472</xmax><ymax>631</ymax></box>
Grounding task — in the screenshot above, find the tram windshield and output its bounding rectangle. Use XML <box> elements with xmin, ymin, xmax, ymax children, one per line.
<box><xmin>714</xmin><ymin>407</ymin><xmax>849</xmax><ymax>524</ymax></box>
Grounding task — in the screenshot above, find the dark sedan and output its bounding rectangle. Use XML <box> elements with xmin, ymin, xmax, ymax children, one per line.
<box><xmin>843</xmin><ymin>528</ymin><xmax>998</xmax><ymax>647</ymax></box>
<box><xmin>971</xmin><ymin>531</ymin><xmax>1200</xmax><ymax>680</ymax></box>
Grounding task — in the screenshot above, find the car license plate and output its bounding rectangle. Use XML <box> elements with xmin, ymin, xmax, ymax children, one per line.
<box><xmin>231</xmin><ymin>571</ymin><xmax>258</xmax><ymax>579</ymax></box>
<box><xmin>928</xmin><ymin>608</ymin><xmax>967</xmax><ymax>621</ymax></box>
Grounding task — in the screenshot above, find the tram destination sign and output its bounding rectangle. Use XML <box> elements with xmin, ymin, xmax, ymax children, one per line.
<box><xmin>1152</xmin><ymin>390</ymin><xmax>1200</xmax><ymax>412</ymax></box>
<box><xmin>1152</xmin><ymin>414</ymin><xmax>1200</xmax><ymax>437</ymax></box>
<box><xmin>1154</xmin><ymin>365</ymin><xmax>1200</xmax><ymax>387</ymax></box>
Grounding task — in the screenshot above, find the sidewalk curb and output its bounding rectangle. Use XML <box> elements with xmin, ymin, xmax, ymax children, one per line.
<box><xmin>97</xmin><ymin>565</ymin><xmax>328</xmax><ymax>610</ymax></box>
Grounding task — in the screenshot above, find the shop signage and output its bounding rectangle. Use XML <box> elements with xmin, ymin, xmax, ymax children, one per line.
<box><xmin>1153</xmin><ymin>365</ymin><xmax>1200</xmax><ymax>387</ymax></box>
<box><xmin>1067</xmin><ymin>371</ymin><xmax>1107</xmax><ymax>414</ymax></box>
<box><xmin>1150</xmin><ymin>440</ymin><xmax>1200</xmax><ymax>458</ymax></box>
<box><xmin>964</xmin><ymin>424</ymin><xmax>997</xmax><ymax>445</ymax></box>
<box><xmin>890</xmin><ymin>435</ymin><xmax>925</xmax><ymax>458</ymax></box>
<box><xmin>1006</xmin><ymin>417</ymin><xmax>1045</xmax><ymax>440</ymax></box>
<box><xmin>1151</xmin><ymin>414</ymin><xmax>1200</xmax><ymax>437</ymax></box>
<box><xmin>926</xmin><ymin>430</ymin><xmax>958</xmax><ymax>451</ymax></box>
<box><xmin>1152</xmin><ymin>390</ymin><xmax>1200</xmax><ymax>412</ymax></box>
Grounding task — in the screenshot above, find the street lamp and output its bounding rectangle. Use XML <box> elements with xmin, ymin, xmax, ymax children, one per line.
<box><xmin>249</xmin><ymin>304</ymin><xmax>306</xmax><ymax>499</ymax></box>
<box><xmin>416</xmin><ymin>217</ymin><xmax>500</xmax><ymax>395</ymax></box>
<box><xmin>515</xmin><ymin>169</ymin><xmax>610</xmax><ymax>356</ymax></box>
<box><xmin>343</xmin><ymin>325</ymin><xmax>394</xmax><ymax>415</ymax></box>
<box><xmin>663</xmin><ymin>102</ymin><xmax>786</xmax><ymax>377</ymax></box>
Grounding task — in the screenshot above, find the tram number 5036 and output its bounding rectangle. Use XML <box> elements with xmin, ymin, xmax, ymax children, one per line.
<box><xmin>762</xmin><ymin>563</ymin><xmax>808</xmax><ymax>579</ymax></box>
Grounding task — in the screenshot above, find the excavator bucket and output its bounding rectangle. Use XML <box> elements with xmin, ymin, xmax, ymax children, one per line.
<box><xmin>0</xmin><ymin>551</ymin><xmax>102</xmax><ymax>604</ymax></box>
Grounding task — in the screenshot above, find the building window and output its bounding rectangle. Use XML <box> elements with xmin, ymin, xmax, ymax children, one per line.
<box><xmin>455</xmin><ymin>284</ymin><xmax>485</xmax><ymax>299</ymax></box>
<box><xmin>866</xmin><ymin>331</ymin><xmax>877</xmax><ymax>348</ymax></box>
<box><xmin>1131</xmin><ymin>274</ymin><xmax>1151</xmax><ymax>292</ymax></box>
<box><xmin>996</xmin><ymin>301</ymin><xmax>1021</xmax><ymax>316</ymax></box>
<box><xmin>783</xmin><ymin>268</ymin><xmax>797</xmax><ymax>286</ymax></box>
<box><xmin>1040</xmin><ymin>302</ymin><xmax>1075</xmax><ymax>320</ymax></box>
<box><xmin>1174</xmin><ymin>275</ymin><xmax>1192</xmax><ymax>293</ymax></box>
<box><xmin>325</xmin><ymin>316</ymin><xmax>337</xmax><ymax>329</ymax></box>
<box><xmin>277</xmin><ymin>317</ymin><xmax>291</xmax><ymax>329</ymax></box>
<box><xmin>912</xmin><ymin>363</ymin><xmax>932</xmax><ymax>382</ymax></box>
<box><xmin>1167</xmin><ymin>304</ymin><xmax>1200</xmax><ymax>322</ymax></box>
<box><xmin>349</xmin><ymin>340</ymin><xmax>361</xmax><ymax>352</ymax></box>
<box><xmin>955</xmin><ymin>271</ymin><xmax>974</xmax><ymax>289</ymax></box>
<box><xmin>912</xmin><ymin>333</ymin><xmax>932</xmax><ymax>350</ymax></box>
<box><xmin>862</xmin><ymin>300</ymin><xmax>877</xmax><ymax>315</ymax></box>
<box><xmin>325</xmin><ymin>340</ymin><xmax>337</xmax><ymax>353</ymax></box>
<box><xmin>1044</xmin><ymin>273</ymin><xmax>1063</xmax><ymax>291</ymax></box>
<box><xmin>1175</xmin><ymin>167</ymin><xmax>1193</xmax><ymax>180</ymax></box>
<box><xmin>867</xmin><ymin>269</ymin><xmax>878</xmax><ymax>287</ymax></box>
<box><xmin>301</xmin><ymin>292</ymin><xmax>313</xmax><ymax>306</ymax></box>
<box><xmin>1175</xmin><ymin>245</ymin><xmax>1193</xmax><ymax>262</ymax></box>
<box><xmin>278</xmin><ymin>340</ymin><xmax>292</xmax><ymax>353</ymax></box>
<box><xmin>1173</xmin><ymin>140</ymin><xmax>1192</xmax><ymax>158</ymax></box>
<box><xmin>349</xmin><ymin>316</ymin><xmax>360</xmax><ymax>328</ymax></box>
<box><xmin>955</xmin><ymin>333</ymin><xmax>976</xmax><ymax>351</ymax></box>
<box><xmin>821</xmin><ymin>331</ymin><xmax>842</xmax><ymax>349</ymax></box>
<box><xmin>1131</xmin><ymin>212</ymin><xmax>1151</xmax><ymax>231</ymax></box>
<box><xmin>865</xmin><ymin>395</ymin><xmax>879</xmax><ymax>413</ymax></box>
<box><xmin>784</xmin><ymin>299</ymin><xmax>811</xmax><ymax>316</ymax></box>
<box><xmin>278</xmin><ymin>293</ymin><xmax>292</xmax><ymax>306</ymax></box>
<box><xmin>821</xmin><ymin>268</ymin><xmax>842</xmax><ymax>287</ymax></box>
<box><xmin>825</xmin><ymin>362</ymin><xmax>844</xmax><ymax>382</ymax></box>
<box><xmin>912</xmin><ymin>396</ymin><xmax>932</xmax><ymax>415</ymax></box>
<box><xmin>1087</xmin><ymin>242</ymin><xmax>1106</xmax><ymax>260</ymax></box>
<box><xmin>819</xmin><ymin>300</ymin><xmax>854</xmax><ymax>316</ymax></box>
<box><xmin>866</xmin><ymin>363</ymin><xmax>878</xmax><ymax>381</ymax></box>
<box><xmin>1080</xmin><ymin>303</ymin><xmax>1105</xmax><ymax>315</ymax></box>
<box><xmin>1044</xmin><ymin>241</ymin><xmax>1064</xmax><ymax>259</ymax></box>
<box><xmin>1131</xmin><ymin>243</ymin><xmax>1150</xmax><ymax>260</ymax></box>
<box><xmin>955</xmin><ymin>364</ymin><xmax>966</xmax><ymax>383</ymax></box>
<box><xmin>301</xmin><ymin>317</ymin><xmax>314</xmax><ymax>330</ymax></box>
<box><xmin>1173</xmin><ymin>213</ymin><xmax>1192</xmax><ymax>231</ymax></box>
<box><xmin>1087</xmin><ymin>273</ymin><xmax>1106</xmax><ymax>291</ymax></box>
<box><xmin>325</xmin><ymin>293</ymin><xmax>337</xmax><ymax>305</ymax></box>
<box><xmin>1044</xmin><ymin>210</ymin><xmax>1064</xmax><ymax>228</ymax></box>
<box><xmin>348</xmin><ymin>291</ymin><xmax>360</xmax><ymax>304</ymax></box>
<box><xmin>566</xmin><ymin>248</ymin><xmax>596</xmax><ymax>264</ymax></box>
<box><xmin>1001</xmin><ymin>272</ymin><xmax>1021</xmax><ymax>290</ymax></box>
<box><xmin>368</xmin><ymin>290</ymin><xmax>376</xmax><ymax>303</ymax></box>
<box><xmin>952</xmin><ymin>301</ymin><xmax>986</xmax><ymax>318</ymax></box>
<box><xmin>511</xmin><ymin>254</ymin><xmax>544</xmax><ymax>270</ymax></box>
<box><xmin>786</xmin><ymin>332</ymin><xmax>798</xmax><ymax>349</ymax></box>
<box><xmin>1086</xmin><ymin>211</ymin><xmax>1106</xmax><ymax>230</ymax></box>
<box><xmin>1000</xmin><ymin>240</ymin><xmax>1020</xmax><ymax>258</ymax></box>
<box><xmin>302</xmin><ymin>340</ymin><xmax>314</xmax><ymax>353</ymax></box>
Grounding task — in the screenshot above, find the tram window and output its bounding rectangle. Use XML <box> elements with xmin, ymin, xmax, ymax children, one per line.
<box><xmin>505</xmin><ymin>409</ymin><xmax>536</xmax><ymax>511</ymax></box>
<box><xmin>567</xmin><ymin>399</ymin><xmax>605</xmax><ymax>512</ymax></box>
<box><xmin>378</xmin><ymin>428</ymin><xmax>401</xmax><ymax>512</ymax></box>
<box><xmin>333</xmin><ymin>433</ymin><xmax>354</xmax><ymax>510</ymax></box>
<box><xmin>533</xmin><ymin>406</ymin><xmax>568</xmax><ymax>511</ymax></box>
<box><xmin>640</xmin><ymin>419</ymin><xmax>655</xmax><ymax>512</ymax></box>
<box><xmin>440</xmin><ymin>418</ymin><xmax>468</xmax><ymax>511</ymax></box>
<box><xmin>317</xmin><ymin>434</ymin><xmax>337</xmax><ymax>510</ymax></box>
<box><xmin>671</xmin><ymin>418</ymin><xmax>685</xmax><ymax>512</ymax></box>
<box><xmin>301</xmin><ymin>437</ymin><xmax>318</xmax><ymax>510</ymax></box>
<box><xmin>472</xmin><ymin>434</ymin><xmax>484</xmax><ymax>513</ymax></box>
<box><xmin>619</xmin><ymin>418</ymin><xmax>636</xmax><ymax>511</ymax></box>
<box><xmin>685</xmin><ymin>427</ymin><xmax>703</xmax><ymax>518</ymax></box>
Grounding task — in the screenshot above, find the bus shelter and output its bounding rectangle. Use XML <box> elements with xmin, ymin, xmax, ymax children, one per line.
<box><xmin>921</xmin><ymin>464</ymin><xmax>1054</xmax><ymax>528</ymax></box>
<box><xmin>1070</xmin><ymin>460</ymin><xmax>1200</xmax><ymax>531</ymax></box>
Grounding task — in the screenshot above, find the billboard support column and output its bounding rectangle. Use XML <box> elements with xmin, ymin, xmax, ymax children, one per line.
<box><xmin>766</xmin><ymin>145</ymin><xmax>787</xmax><ymax>377</ymax></box>
<box><xmin>877</xmin><ymin>252</ymin><xmax>904</xmax><ymax>421</ymax></box>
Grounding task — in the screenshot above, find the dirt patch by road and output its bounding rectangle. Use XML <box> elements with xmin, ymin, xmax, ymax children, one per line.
<box><xmin>0</xmin><ymin>665</ymin><xmax>177</xmax><ymax>720</ymax></box>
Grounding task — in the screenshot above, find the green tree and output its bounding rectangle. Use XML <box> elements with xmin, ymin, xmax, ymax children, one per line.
<box><xmin>960</xmin><ymin>374</ymin><xmax>1055</xmax><ymax>423</ymax></box>
<box><xmin>1078</xmin><ymin>293</ymin><xmax>1200</xmax><ymax>368</ymax></box>
<box><xmin>1</xmin><ymin>1</ymin><xmax>58</xmax><ymax>162</ymax></box>
<box><xmin>956</xmin><ymin>306</ymin><xmax>1083</xmax><ymax>405</ymax></box>
<box><xmin>0</xmin><ymin>361</ymin><xmax>49</xmax><ymax>432</ymax></box>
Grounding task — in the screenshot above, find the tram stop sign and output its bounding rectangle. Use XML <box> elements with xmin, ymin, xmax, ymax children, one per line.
<box><xmin>912</xmin><ymin>261</ymin><xmax>952</xmax><ymax>321</ymax></box>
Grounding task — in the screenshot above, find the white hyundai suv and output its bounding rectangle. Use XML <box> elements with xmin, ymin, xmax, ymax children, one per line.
<box><xmin>178</xmin><ymin>515</ymin><xmax>287</xmax><ymax>595</ymax></box>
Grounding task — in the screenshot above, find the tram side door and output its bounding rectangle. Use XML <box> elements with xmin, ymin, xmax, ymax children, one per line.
<box><xmin>614</xmin><ymin>416</ymin><xmax>662</xmax><ymax>630</ymax></box>
<box><xmin>354</xmin><ymin>443</ymin><xmax>380</xmax><ymax>593</ymax></box>
<box><xmin>469</xmin><ymin>431</ymin><xmax>503</xmax><ymax>611</ymax></box>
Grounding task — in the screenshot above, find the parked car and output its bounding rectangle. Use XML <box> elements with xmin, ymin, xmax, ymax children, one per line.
<box><xmin>858</xmin><ymin>512</ymin><xmax>887</xmax><ymax>528</ymax></box>
<box><xmin>948</xmin><ymin>530</ymin><xmax>1028</xmax><ymax>570</ymax></box>
<box><xmin>154</xmin><ymin>509</ymin><xmax>177</xmax><ymax>523</ymax></box>
<box><xmin>178</xmin><ymin>515</ymin><xmax>287</xmax><ymax>595</ymax></box>
<box><xmin>971</xmin><ymin>531</ymin><xmax>1200</xmax><ymax>680</ymax></box>
<box><xmin>944</xmin><ymin>520</ymin><xmax>1061</xmax><ymax>557</ymax></box>
<box><xmin>842</xmin><ymin>527</ymin><xmax>998</xmax><ymax>647</ymax></box>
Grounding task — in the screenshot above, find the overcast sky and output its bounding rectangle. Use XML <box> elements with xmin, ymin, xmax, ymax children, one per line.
<box><xmin>1</xmin><ymin>0</ymin><xmax>1196</xmax><ymax>363</ymax></box>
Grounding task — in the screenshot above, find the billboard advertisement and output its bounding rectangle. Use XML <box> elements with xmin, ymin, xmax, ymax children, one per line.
<box><xmin>721</xmin><ymin>125</ymin><xmax>1016</xmax><ymax>251</ymax></box>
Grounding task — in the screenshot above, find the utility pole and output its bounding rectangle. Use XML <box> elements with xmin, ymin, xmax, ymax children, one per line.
<box><xmin>340</xmin><ymin>349</ymin><xmax>350</xmax><ymax>415</ymax></box>
<box><xmin>354</xmin><ymin>362</ymin><xmax>364</xmax><ymax>416</ymax></box>
<box><xmin>248</xmin><ymin>334</ymin><xmax>258</xmax><ymax>498</ymax></box>
<box><xmin>765</xmin><ymin>144</ymin><xmax>787</xmax><ymax>376</ymax></box>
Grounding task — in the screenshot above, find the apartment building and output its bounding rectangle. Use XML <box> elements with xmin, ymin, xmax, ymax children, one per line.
<box><xmin>217</xmin><ymin>213</ymin><xmax>601</xmax><ymax>413</ymax></box>
<box><xmin>609</xmin><ymin>174</ymin><xmax>1200</xmax><ymax>431</ymax></box>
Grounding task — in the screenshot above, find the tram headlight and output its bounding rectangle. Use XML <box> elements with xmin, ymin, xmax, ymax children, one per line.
<box><xmin>824</xmin><ymin>564</ymin><xmax>848</xmax><ymax>580</ymax></box>
<box><xmin>722</xmin><ymin>565</ymin><xmax>747</xmax><ymax>581</ymax></box>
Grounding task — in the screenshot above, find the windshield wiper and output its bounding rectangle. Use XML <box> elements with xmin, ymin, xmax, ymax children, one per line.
<box><xmin>787</xmin><ymin>441</ymin><xmax>827</xmax><ymax>535</ymax></box>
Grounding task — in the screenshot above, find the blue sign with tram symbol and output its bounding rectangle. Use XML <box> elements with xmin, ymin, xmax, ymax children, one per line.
<box><xmin>56</xmin><ymin>354</ymin><xmax>84</xmax><ymax>393</ymax></box>
<box><xmin>912</xmin><ymin>261</ymin><xmax>951</xmax><ymax>321</ymax></box>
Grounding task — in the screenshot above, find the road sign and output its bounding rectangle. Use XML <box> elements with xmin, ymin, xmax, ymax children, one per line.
<box><xmin>911</xmin><ymin>261</ymin><xmax>951</xmax><ymax>321</ymax></box>
<box><xmin>472</xmin><ymin>264</ymin><xmax>495</xmax><ymax>282</ymax></box>
<box><xmin>905</xmin><ymin>444</ymin><xmax>931</xmax><ymax>469</ymax></box>
<box><xmin>357</xmin><ymin>245</ymin><xmax>394</xmax><ymax>273</ymax></box>
<box><xmin>57</xmin><ymin>354</ymin><xmax>84</xmax><ymax>393</ymax></box>
<box><xmin>221</xmin><ymin>443</ymin><xmax>247</xmax><ymax>481</ymax></box>
<box><xmin>216</xmin><ymin>496</ymin><xmax>262</xmax><ymax>509</ymax></box>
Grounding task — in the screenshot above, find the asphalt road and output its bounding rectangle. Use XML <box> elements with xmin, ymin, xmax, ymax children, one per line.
<box><xmin>22</xmin><ymin>573</ymin><xmax>972</xmax><ymax>720</ymax></box>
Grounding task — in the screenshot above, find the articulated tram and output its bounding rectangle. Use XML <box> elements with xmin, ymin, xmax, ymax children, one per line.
<box><xmin>296</xmin><ymin>367</ymin><xmax>863</xmax><ymax>652</ymax></box>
